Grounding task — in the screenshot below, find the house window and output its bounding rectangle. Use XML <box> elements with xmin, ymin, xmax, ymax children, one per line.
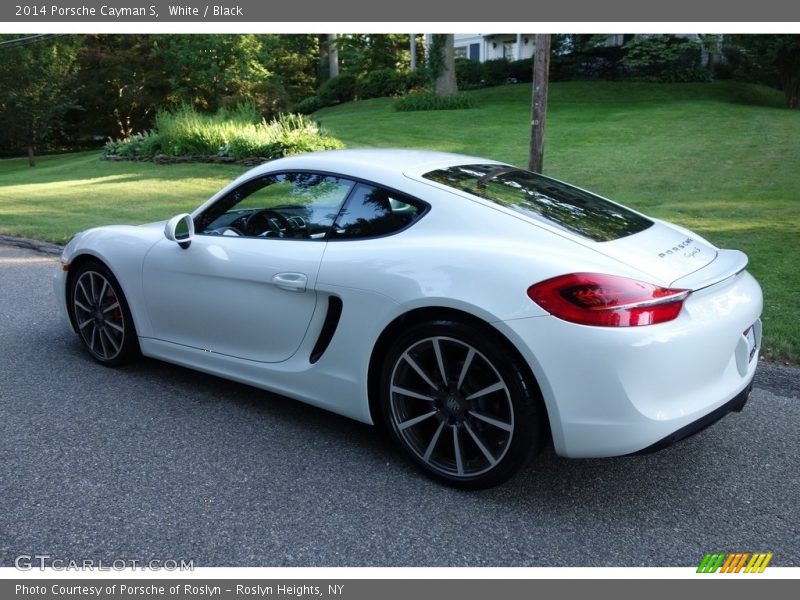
<box><xmin>454</xmin><ymin>46</ymin><xmax>468</xmax><ymax>59</ymax></box>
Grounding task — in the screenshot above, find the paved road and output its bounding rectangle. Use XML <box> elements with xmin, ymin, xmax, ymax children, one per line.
<box><xmin>0</xmin><ymin>243</ymin><xmax>797</xmax><ymax>567</ymax></box>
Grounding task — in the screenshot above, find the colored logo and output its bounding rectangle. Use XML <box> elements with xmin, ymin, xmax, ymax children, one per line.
<box><xmin>697</xmin><ymin>552</ymin><xmax>773</xmax><ymax>573</ymax></box>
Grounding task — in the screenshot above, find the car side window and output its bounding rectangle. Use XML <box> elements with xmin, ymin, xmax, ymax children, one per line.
<box><xmin>330</xmin><ymin>183</ymin><xmax>425</xmax><ymax>239</ymax></box>
<box><xmin>195</xmin><ymin>173</ymin><xmax>355</xmax><ymax>240</ymax></box>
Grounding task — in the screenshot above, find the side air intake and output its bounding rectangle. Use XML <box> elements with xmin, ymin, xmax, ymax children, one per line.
<box><xmin>310</xmin><ymin>296</ymin><xmax>343</xmax><ymax>364</ymax></box>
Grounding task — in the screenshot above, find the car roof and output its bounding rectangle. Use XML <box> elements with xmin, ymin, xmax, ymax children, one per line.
<box><xmin>253</xmin><ymin>149</ymin><xmax>506</xmax><ymax>180</ymax></box>
<box><xmin>193</xmin><ymin>149</ymin><xmax>512</xmax><ymax>221</ymax></box>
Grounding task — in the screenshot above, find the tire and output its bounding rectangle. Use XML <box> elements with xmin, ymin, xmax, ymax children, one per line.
<box><xmin>68</xmin><ymin>261</ymin><xmax>140</xmax><ymax>367</ymax></box>
<box><xmin>379</xmin><ymin>319</ymin><xmax>546</xmax><ymax>489</ymax></box>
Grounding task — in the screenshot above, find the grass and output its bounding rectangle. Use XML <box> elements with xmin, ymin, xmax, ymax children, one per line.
<box><xmin>0</xmin><ymin>152</ymin><xmax>245</xmax><ymax>243</ymax></box>
<box><xmin>0</xmin><ymin>80</ymin><xmax>798</xmax><ymax>361</ymax></box>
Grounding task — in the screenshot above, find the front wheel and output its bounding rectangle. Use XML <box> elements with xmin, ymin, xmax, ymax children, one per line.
<box><xmin>379</xmin><ymin>320</ymin><xmax>546</xmax><ymax>489</ymax></box>
<box><xmin>68</xmin><ymin>261</ymin><xmax>140</xmax><ymax>366</ymax></box>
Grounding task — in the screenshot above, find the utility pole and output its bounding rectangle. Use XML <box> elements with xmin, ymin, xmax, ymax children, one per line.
<box><xmin>528</xmin><ymin>34</ymin><xmax>551</xmax><ymax>173</ymax></box>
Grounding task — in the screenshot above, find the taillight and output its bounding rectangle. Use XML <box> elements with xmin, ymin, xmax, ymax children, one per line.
<box><xmin>527</xmin><ymin>273</ymin><xmax>690</xmax><ymax>327</ymax></box>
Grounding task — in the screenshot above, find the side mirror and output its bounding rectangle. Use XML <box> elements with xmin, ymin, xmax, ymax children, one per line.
<box><xmin>164</xmin><ymin>214</ymin><xmax>195</xmax><ymax>249</ymax></box>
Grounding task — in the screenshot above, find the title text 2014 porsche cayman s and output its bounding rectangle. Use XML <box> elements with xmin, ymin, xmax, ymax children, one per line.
<box><xmin>55</xmin><ymin>149</ymin><xmax>762</xmax><ymax>488</ymax></box>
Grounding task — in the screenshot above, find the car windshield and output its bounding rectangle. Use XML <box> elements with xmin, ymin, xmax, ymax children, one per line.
<box><xmin>422</xmin><ymin>164</ymin><xmax>653</xmax><ymax>242</ymax></box>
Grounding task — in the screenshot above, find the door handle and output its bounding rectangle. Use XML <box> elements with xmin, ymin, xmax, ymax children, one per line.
<box><xmin>272</xmin><ymin>272</ymin><xmax>308</xmax><ymax>292</ymax></box>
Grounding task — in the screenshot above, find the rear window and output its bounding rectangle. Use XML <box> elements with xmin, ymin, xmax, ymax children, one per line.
<box><xmin>422</xmin><ymin>164</ymin><xmax>652</xmax><ymax>242</ymax></box>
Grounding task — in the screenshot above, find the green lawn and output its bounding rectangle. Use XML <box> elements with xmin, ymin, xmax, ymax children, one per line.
<box><xmin>0</xmin><ymin>81</ymin><xmax>798</xmax><ymax>361</ymax></box>
<box><xmin>0</xmin><ymin>153</ymin><xmax>246</xmax><ymax>243</ymax></box>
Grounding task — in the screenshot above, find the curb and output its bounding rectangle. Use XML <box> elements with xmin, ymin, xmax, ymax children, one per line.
<box><xmin>0</xmin><ymin>235</ymin><xmax>63</xmax><ymax>256</ymax></box>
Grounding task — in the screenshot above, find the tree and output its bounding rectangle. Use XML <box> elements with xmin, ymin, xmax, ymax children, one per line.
<box><xmin>698</xmin><ymin>34</ymin><xmax>723</xmax><ymax>75</ymax></box>
<box><xmin>0</xmin><ymin>34</ymin><xmax>82</xmax><ymax>164</ymax></box>
<box><xmin>528</xmin><ymin>35</ymin><xmax>551</xmax><ymax>173</ymax></box>
<box><xmin>333</xmin><ymin>34</ymin><xmax>412</xmax><ymax>77</ymax></box>
<box><xmin>318</xmin><ymin>34</ymin><xmax>331</xmax><ymax>83</ymax></box>
<box><xmin>429</xmin><ymin>34</ymin><xmax>457</xmax><ymax>97</ymax></box>
<box><xmin>73</xmin><ymin>35</ymin><xmax>167</xmax><ymax>139</ymax></box>
<box><xmin>152</xmin><ymin>35</ymin><xmax>273</xmax><ymax>112</ymax></box>
<box><xmin>328</xmin><ymin>34</ymin><xmax>339</xmax><ymax>79</ymax></box>
<box><xmin>723</xmin><ymin>35</ymin><xmax>800</xmax><ymax>109</ymax></box>
<box><xmin>259</xmin><ymin>34</ymin><xmax>319</xmax><ymax>102</ymax></box>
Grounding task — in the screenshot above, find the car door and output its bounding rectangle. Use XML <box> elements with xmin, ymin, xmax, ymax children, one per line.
<box><xmin>141</xmin><ymin>172</ymin><xmax>355</xmax><ymax>363</ymax></box>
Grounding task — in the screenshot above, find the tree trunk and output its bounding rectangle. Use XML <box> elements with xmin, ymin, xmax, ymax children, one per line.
<box><xmin>410</xmin><ymin>33</ymin><xmax>417</xmax><ymax>70</ymax></box>
<box><xmin>328</xmin><ymin>34</ymin><xmax>339</xmax><ymax>79</ymax></box>
<box><xmin>783</xmin><ymin>73</ymin><xmax>799</xmax><ymax>109</ymax></box>
<box><xmin>434</xmin><ymin>34</ymin><xmax>457</xmax><ymax>97</ymax></box>
<box><xmin>27</xmin><ymin>143</ymin><xmax>36</xmax><ymax>167</ymax></box>
<box><xmin>528</xmin><ymin>35</ymin><xmax>551</xmax><ymax>173</ymax></box>
<box><xmin>318</xmin><ymin>34</ymin><xmax>329</xmax><ymax>83</ymax></box>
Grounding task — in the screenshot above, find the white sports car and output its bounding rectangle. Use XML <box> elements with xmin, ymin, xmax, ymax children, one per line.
<box><xmin>54</xmin><ymin>149</ymin><xmax>762</xmax><ymax>488</ymax></box>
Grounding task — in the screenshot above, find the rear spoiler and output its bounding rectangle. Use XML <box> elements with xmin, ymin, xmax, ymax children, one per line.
<box><xmin>670</xmin><ymin>249</ymin><xmax>748</xmax><ymax>291</ymax></box>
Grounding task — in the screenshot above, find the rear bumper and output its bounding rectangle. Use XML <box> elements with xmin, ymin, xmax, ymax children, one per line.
<box><xmin>629</xmin><ymin>378</ymin><xmax>752</xmax><ymax>455</ymax></box>
<box><xmin>496</xmin><ymin>270</ymin><xmax>763</xmax><ymax>458</ymax></box>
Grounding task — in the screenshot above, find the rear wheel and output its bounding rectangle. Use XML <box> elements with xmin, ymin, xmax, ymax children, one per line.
<box><xmin>380</xmin><ymin>319</ymin><xmax>546</xmax><ymax>489</ymax></box>
<box><xmin>69</xmin><ymin>261</ymin><xmax>139</xmax><ymax>366</ymax></box>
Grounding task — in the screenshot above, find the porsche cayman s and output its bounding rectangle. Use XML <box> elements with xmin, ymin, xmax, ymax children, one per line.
<box><xmin>55</xmin><ymin>149</ymin><xmax>762</xmax><ymax>488</ymax></box>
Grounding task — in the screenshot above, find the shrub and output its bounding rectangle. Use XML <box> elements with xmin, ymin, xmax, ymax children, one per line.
<box><xmin>102</xmin><ymin>138</ymin><xmax>123</xmax><ymax>157</ymax></box>
<box><xmin>293</xmin><ymin>96</ymin><xmax>322</xmax><ymax>115</ymax></box>
<box><xmin>482</xmin><ymin>59</ymin><xmax>512</xmax><ymax>85</ymax></box>
<box><xmin>712</xmin><ymin>60</ymin><xmax>735</xmax><ymax>80</ymax></box>
<box><xmin>226</xmin><ymin>113</ymin><xmax>343</xmax><ymax>159</ymax></box>
<box><xmin>404</xmin><ymin>69</ymin><xmax>429</xmax><ymax>91</ymax></box>
<box><xmin>549</xmin><ymin>45</ymin><xmax>627</xmax><ymax>81</ymax></box>
<box><xmin>318</xmin><ymin>73</ymin><xmax>358</xmax><ymax>106</ymax></box>
<box><xmin>508</xmin><ymin>58</ymin><xmax>534</xmax><ymax>83</ymax></box>
<box><xmin>103</xmin><ymin>106</ymin><xmax>343</xmax><ymax>161</ymax></box>
<box><xmin>103</xmin><ymin>130</ymin><xmax>160</xmax><ymax>158</ymax></box>
<box><xmin>454</xmin><ymin>58</ymin><xmax>530</xmax><ymax>90</ymax></box>
<box><xmin>154</xmin><ymin>103</ymin><xmax>259</xmax><ymax>156</ymax></box>
<box><xmin>394</xmin><ymin>91</ymin><xmax>476</xmax><ymax>112</ymax></box>
<box><xmin>137</xmin><ymin>131</ymin><xmax>163</xmax><ymax>156</ymax></box>
<box><xmin>549</xmin><ymin>53</ymin><xmax>582</xmax><ymax>81</ymax></box>
<box><xmin>622</xmin><ymin>35</ymin><xmax>710</xmax><ymax>83</ymax></box>
<box><xmin>455</xmin><ymin>58</ymin><xmax>485</xmax><ymax>89</ymax></box>
<box><xmin>356</xmin><ymin>68</ymin><xmax>408</xmax><ymax>99</ymax></box>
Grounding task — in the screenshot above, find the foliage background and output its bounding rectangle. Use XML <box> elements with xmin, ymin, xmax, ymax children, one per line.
<box><xmin>2</xmin><ymin>33</ymin><xmax>798</xmax><ymax>160</ymax></box>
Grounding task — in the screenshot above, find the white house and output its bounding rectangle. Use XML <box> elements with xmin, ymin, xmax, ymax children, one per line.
<box><xmin>452</xmin><ymin>34</ymin><xmax>536</xmax><ymax>62</ymax></box>
<box><xmin>453</xmin><ymin>33</ymin><xmax>719</xmax><ymax>67</ymax></box>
